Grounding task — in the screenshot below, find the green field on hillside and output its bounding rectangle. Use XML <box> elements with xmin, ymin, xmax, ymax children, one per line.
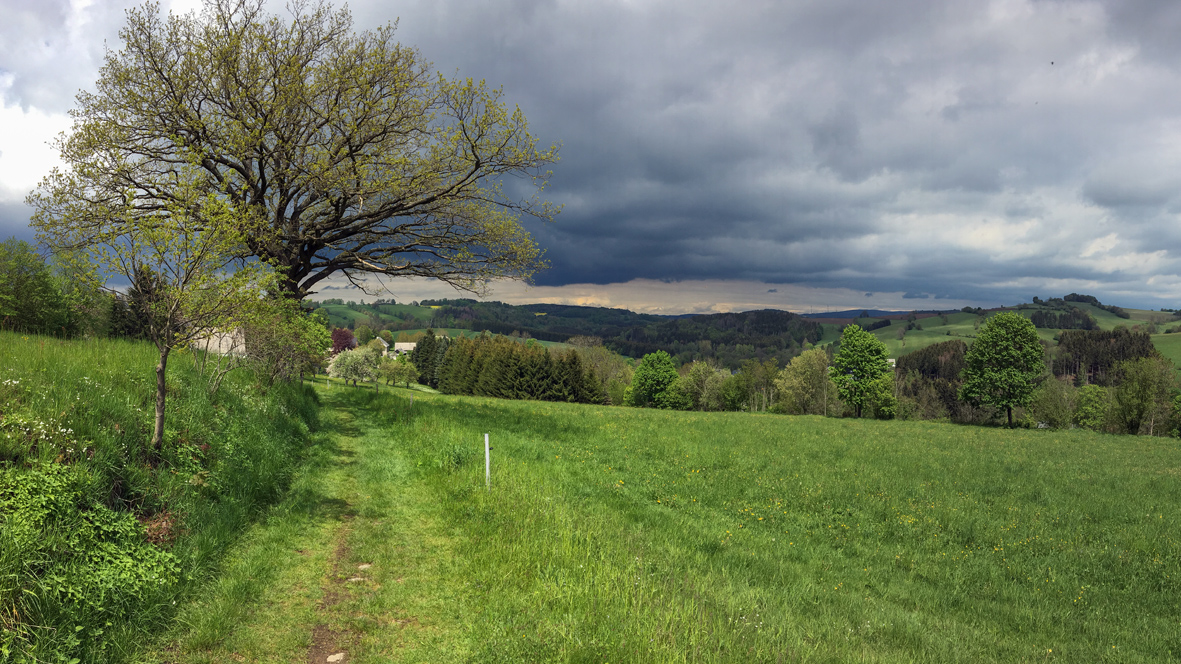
<box><xmin>315</xmin><ymin>302</ymin><xmax>436</xmax><ymax>328</ymax></box>
<box><xmin>822</xmin><ymin>305</ymin><xmax>1180</xmax><ymax>361</ymax></box>
<box><xmin>1150</xmin><ymin>333</ymin><xmax>1181</xmax><ymax>369</ymax></box>
<box><xmin>163</xmin><ymin>389</ymin><xmax>1181</xmax><ymax>662</ymax></box>
<box><xmin>388</xmin><ymin>327</ymin><xmax>571</xmax><ymax>349</ymax></box>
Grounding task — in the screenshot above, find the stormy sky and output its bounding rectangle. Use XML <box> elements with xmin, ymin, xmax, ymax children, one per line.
<box><xmin>3</xmin><ymin>0</ymin><xmax>1181</xmax><ymax>314</ymax></box>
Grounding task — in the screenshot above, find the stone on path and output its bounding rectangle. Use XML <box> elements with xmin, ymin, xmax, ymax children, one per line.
<box><xmin>327</xmin><ymin>654</ymin><xmax>345</xmax><ymax>663</ymax></box>
<box><xmin>357</xmin><ymin>563</ymin><xmax>372</xmax><ymax>570</ymax></box>
<box><xmin>347</xmin><ymin>576</ymin><xmax>365</xmax><ymax>582</ymax></box>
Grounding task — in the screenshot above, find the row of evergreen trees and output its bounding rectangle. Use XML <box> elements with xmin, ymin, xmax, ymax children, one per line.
<box><xmin>430</xmin><ymin>333</ymin><xmax>605</xmax><ymax>404</ymax></box>
<box><xmin>1030</xmin><ymin>307</ymin><xmax>1097</xmax><ymax>330</ymax></box>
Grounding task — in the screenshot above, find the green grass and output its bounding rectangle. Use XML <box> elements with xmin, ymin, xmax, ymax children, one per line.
<box><xmin>163</xmin><ymin>389</ymin><xmax>1181</xmax><ymax>662</ymax></box>
<box><xmin>316</xmin><ymin>303</ymin><xmax>437</xmax><ymax>329</ymax></box>
<box><xmin>1151</xmin><ymin>333</ymin><xmax>1181</xmax><ymax>369</ymax></box>
<box><xmin>0</xmin><ymin>332</ymin><xmax>319</xmax><ymax>662</ymax></box>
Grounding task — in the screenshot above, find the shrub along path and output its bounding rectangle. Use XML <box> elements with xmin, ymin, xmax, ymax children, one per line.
<box><xmin>151</xmin><ymin>387</ymin><xmax>470</xmax><ymax>663</ymax></box>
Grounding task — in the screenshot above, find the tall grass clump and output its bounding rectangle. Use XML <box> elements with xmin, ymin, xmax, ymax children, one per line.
<box><xmin>0</xmin><ymin>331</ymin><xmax>319</xmax><ymax>662</ymax></box>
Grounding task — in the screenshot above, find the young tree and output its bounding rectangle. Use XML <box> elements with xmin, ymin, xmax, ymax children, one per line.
<box><xmin>34</xmin><ymin>181</ymin><xmax>273</xmax><ymax>450</ymax></box>
<box><xmin>959</xmin><ymin>311</ymin><xmax>1045</xmax><ymax>426</ymax></box>
<box><xmin>328</xmin><ymin>346</ymin><xmax>379</xmax><ymax>387</ymax></box>
<box><xmin>626</xmin><ymin>350</ymin><xmax>679</xmax><ymax>408</ymax></box>
<box><xmin>331</xmin><ymin>328</ymin><xmax>357</xmax><ymax>355</ymax></box>
<box><xmin>776</xmin><ymin>347</ymin><xmax>838</xmax><ymax>416</ymax></box>
<box><xmin>1076</xmin><ymin>384</ymin><xmax>1112</xmax><ymax>432</ymax></box>
<box><xmin>1112</xmin><ymin>356</ymin><xmax>1176</xmax><ymax>435</ymax></box>
<box><xmin>29</xmin><ymin>0</ymin><xmax>558</xmax><ymax>301</ymax></box>
<box><xmin>829</xmin><ymin>325</ymin><xmax>890</xmax><ymax>418</ymax></box>
<box><xmin>379</xmin><ymin>355</ymin><xmax>418</xmax><ymax>388</ymax></box>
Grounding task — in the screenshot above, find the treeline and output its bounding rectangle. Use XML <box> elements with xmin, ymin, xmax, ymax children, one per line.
<box><xmin>1</xmin><ymin>237</ymin><xmax>201</xmax><ymax>343</ymax></box>
<box><xmin>1030</xmin><ymin>307</ymin><xmax>1097</xmax><ymax>330</ymax></box>
<box><xmin>425</xmin><ymin>333</ymin><xmax>606</xmax><ymax>404</ymax></box>
<box><xmin>1052</xmin><ymin>328</ymin><xmax>1157</xmax><ymax>385</ymax></box>
<box><xmin>0</xmin><ymin>238</ymin><xmax>106</xmax><ymax>337</ymax></box>
<box><xmin>1031</xmin><ymin>293</ymin><xmax>1131</xmax><ymax>319</ymax></box>
<box><xmin>617</xmin><ymin>322</ymin><xmax>1177</xmax><ymax>436</ymax></box>
<box><xmin>888</xmin><ymin>328</ymin><xmax>1171</xmax><ymax>433</ymax></box>
<box><xmin>413</xmin><ymin>300</ymin><xmax>823</xmax><ymax>370</ymax></box>
<box><xmin>356</xmin><ymin>312</ymin><xmax>1181</xmax><ymax>437</ymax></box>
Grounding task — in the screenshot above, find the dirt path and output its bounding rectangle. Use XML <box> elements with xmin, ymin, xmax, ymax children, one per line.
<box><xmin>151</xmin><ymin>389</ymin><xmax>469</xmax><ymax>664</ymax></box>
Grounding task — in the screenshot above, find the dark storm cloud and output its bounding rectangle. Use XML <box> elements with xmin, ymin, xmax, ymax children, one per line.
<box><xmin>344</xmin><ymin>0</ymin><xmax>1181</xmax><ymax>307</ymax></box>
<box><xmin>0</xmin><ymin>201</ymin><xmax>34</xmax><ymax>242</ymax></box>
<box><xmin>5</xmin><ymin>0</ymin><xmax>1181</xmax><ymax>308</ymax></box>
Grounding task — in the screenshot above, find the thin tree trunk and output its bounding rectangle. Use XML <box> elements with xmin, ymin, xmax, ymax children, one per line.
<box><xmin>1007</xmin><ymin>406</ymin><xmax>1013</xmax><ymax>427</ymax></box>
<box><xmin>153</xmin><ymin>346</ymin><xmax>170</xmax><ymax>452</ymax></box>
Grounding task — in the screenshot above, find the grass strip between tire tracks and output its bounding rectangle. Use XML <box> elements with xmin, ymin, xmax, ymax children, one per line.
<box><xmin>150</xmin><ymin>386</ymin><xmax>468</xmax><ymax>663</ymax></box>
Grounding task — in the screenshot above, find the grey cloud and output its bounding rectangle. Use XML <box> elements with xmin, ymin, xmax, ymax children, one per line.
<box><xmin>1084</xmin><ymin>177</ymin><xmax>1178</xmax><ymax>210</ymax></box>
<box><xmin>0</xmin><ymin>1</ymin><xmax>140</xmax><ymax>111</ymax></box>
<box><xmin>8</xmin><ymin>0</ymin><xmax>1181</xmax><ymax>310</ymax></box>
<box><xmin>0</xmin><ymin>201</ymin><xmax>34</xmax><ymax>241</ymax></box>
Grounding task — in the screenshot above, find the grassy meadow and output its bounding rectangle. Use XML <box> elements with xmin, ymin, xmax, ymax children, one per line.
<box><xmin>0</xmin><ymin>332</ymin><xmax>319</xmax><ymax>662</ymax></box>
<box><xmin>164</xmin><ymin>387</ymin><xmax>1181</xmax><ymax>662</ymax></box>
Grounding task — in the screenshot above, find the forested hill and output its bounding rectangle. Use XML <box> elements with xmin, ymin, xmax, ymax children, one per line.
<box><xmin>421</xmin><ymin>300</ymin><xmax>823</xmax><ymax>368</ymax></box>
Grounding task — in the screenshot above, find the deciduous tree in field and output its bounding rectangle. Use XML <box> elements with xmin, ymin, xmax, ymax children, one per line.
<box><xmin>28</xmin><ymin>0</ymin><xmax>558</xmax><ymax>301</ymax></box>
<box><xmin>829</xmin><ymin>325</ymin><xmax>890</xmax><ymax>418</ymax></box>
<box><xmin>331</xmin><ymin>328</ymin><xmax>357</xmax><ymax>355</ymax></box>
<box><xmin>33</xmin><ymin>180</ymin><xmax>276</xmax><ymax>450</ymax></box>
<box><xmin>379</xmin><ymin>356</ymin><xmax>418</xmax><ymax>388</ymax></box>
<box><xmin>958</xmin><ymin>311</ymin><xmax>1045</xmax><ymax>427</ymax></box>
<box><xmin>1112</xmin><ymin>356</ymin><xmax>1175</xmax><ymax>435</ymax></box>
<box><xmin>329</xmin><ymin>346</ymin><xmax>379</xmax><ymax>387</ymax></box>
<box><xmin>626</xmin><ymin>350</ymin><xmax>680</xmax><ymax>408</ymax></box>
<box><xmin>775</xmin><ymin>347</ymin><xmax>838</xmax><ymax>416</ymax></box>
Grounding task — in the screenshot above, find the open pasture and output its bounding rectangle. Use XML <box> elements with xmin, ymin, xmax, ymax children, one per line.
<box><xmin>386</xmin><ymin>392</ymin><xmax>1181</xmax><ymax>661</ymax></box>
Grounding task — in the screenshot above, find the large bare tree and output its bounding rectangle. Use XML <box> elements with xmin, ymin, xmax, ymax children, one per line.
<box><xmin>30</xmin><ymin>0</ymin><xmax>558</xmax><ymax>300</ymax></box>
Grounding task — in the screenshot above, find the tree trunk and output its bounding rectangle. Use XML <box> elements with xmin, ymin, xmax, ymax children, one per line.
<box><xmin>1006</xmin><ymin>406</ymin><xmax>1013</xmax><ymax>427</ymax></box>
<box><xmin>153</xmin><ymin>346</ymin><xmax>170</xmax><ymax>451</ymax></box>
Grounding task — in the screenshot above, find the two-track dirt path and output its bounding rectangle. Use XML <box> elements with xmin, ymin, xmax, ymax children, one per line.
<box><xmin>151</xmin><ymin>388</ymin><xmax>470</xmax><ymax>664</ymax></box>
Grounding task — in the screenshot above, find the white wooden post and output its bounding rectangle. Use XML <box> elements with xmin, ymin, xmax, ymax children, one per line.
<box><xmin>485</xmin><ymin>433</ymin><xmax>491</xmax><ymax>492</ymax></box>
